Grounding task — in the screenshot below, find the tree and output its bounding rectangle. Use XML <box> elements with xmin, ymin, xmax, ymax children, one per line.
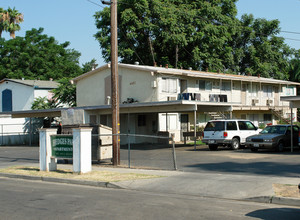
<box><xmin>95</xmin><ymin>0</ymin><xmax>293</xmax><ymax>80</ymax></box>
<box><xmin>230</xmin><ymin>14</ymin><xmax>292</xmax><ymax>79</ymax></box>
<box><xmin>6</xmin><ymin>7</ymin><xmax>24</xmax><ymax>39</ymax></box>
<box><xmin>0</xmin><ymin>28</ymin><xmax>83</xmax><ymax>80</ymax></box>
<box><xmin>82</xmin><ymin>58</ymin><xmax>98</xmax><ymax>73</ymax></box>
<box><xmin>95</xmin><ymin>0</ymin><xmax>239</xmax><ymax>71</ymax></box>
<box><xmin>0</xmin><ymin>8</ymin><xmax>9</xmax><ymax>38</ymax></box>
<box><xmin>52</xmin><ymin>77</ymin><xmax>77</xmax><ymax>107</ymax></box>
<box><xmin>0</xmin><ymin>7</ymin><xmax>23</xmax><ymax>39</ymax></box>
<box><xmin>31</xmin><ymin>97</ymin><xmax>57</xmax><ymax>110</ymax></box>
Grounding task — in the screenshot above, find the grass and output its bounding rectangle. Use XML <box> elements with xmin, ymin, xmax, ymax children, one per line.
<box><xmin>273</xmin><ymin>183</ymin><xmax>300</xmax><ymax>198</ymax></box>
<box><xmin>188</xmin><ymin>140</ymin><xmax>205</xmax><ymax>145</ymax></box>
<box><xmin>0</xmin><ymin>166</ymin><xmax>162</xmax><ymax>182</ymax></box>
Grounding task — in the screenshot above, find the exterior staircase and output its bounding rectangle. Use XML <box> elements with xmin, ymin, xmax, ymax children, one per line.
<box><xmin>270</xmin><ymin>108</ymin><xmax>290</xmax><ymax>124</ymax></box>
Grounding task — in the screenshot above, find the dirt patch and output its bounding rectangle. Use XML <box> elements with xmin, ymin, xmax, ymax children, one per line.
<box><xmin>0</xmin><ymin>166</ymin><xmax>162</xmax><ymax>182</ymax></box>
<box><xmin>273</xmin><ymin>183</ymin><xmax>300</xmax><ymax>198</ymax></box>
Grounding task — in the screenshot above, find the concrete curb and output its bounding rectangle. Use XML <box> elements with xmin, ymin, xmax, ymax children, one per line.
<box><xmin>1</xmin><ymin>172</ymin><xmax>300</xmax><ymax>207</ymax></box>
<box><xmin>0</xmin><ymin>173</ymin><xmax>123</xmax><ymax>189</ymax></box>
<box><xmin>246</xmin><ymin>196</ymin><xmax>300</xmax><ymax>207</ymax></box>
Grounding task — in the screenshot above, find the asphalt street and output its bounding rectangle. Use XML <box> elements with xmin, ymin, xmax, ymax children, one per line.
<box><xmin>1</xmin><ymin>177</ymin><xmax>300</xmax><ymax>220</ymax></box>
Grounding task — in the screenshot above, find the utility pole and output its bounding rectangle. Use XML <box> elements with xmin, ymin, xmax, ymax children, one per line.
<box><xmin>102</xmin><ymin>0</ymin><xmax>120</xmax><ymax>165</ymax></box>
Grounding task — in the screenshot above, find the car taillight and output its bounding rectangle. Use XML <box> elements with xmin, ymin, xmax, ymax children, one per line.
<box><xmin>223</xmin><ymin>132</ymin><xmax>228</xmax><ymax>137</ymax></box>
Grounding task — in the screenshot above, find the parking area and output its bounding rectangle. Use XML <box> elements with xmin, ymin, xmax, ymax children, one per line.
<box><xmin>0</xmin><ymin>145</ymin><xmax>300</xmax><ymax>178</ymax></box>
<box><xmin>175</xmin><ymin>145</ymin><xmax>300</xmax><ymax>177</ymax></box>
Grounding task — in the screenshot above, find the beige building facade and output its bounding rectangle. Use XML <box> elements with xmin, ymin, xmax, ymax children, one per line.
<box><xmin>72</xmin><ymin>63</ymin><xmax>300</xmax><ymax>142</ymax></box>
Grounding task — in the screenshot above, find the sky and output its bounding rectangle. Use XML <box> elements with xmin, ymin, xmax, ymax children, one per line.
<box><xmin>2</xmin><ymin>0</ymin><xmax>300</xmax><ymax>67</ymax></box>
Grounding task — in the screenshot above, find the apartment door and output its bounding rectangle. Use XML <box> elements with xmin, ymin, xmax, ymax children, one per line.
<box><xmin>274</xmin><ymin>86</ymin><xmax>279</xmax><ymax>106</ymax></box>
<box><xmin>241</xmin><ymin>83</ymin><xmax>247</xmax><ymax>105</ymax></box>
<box><xmin>180</xmin><ymin>114</ymin><xmax>189</xmax><ymax>141</ymax></box>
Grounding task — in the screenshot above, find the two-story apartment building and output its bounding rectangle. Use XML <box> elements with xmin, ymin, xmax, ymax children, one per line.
<box><xmin>71</xmin><ymin>63</ymin><xmax>300</xmax><ymax>142</ymax></box>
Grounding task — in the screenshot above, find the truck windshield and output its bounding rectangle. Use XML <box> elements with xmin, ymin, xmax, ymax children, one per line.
<box><xmin>204</xmin><ymin>121</ymin><xmax>225</xmax><ymax>131</ymax></box>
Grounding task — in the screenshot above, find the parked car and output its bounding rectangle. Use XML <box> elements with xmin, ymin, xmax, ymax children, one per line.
<box><xmin>245</xmin><ymin>125</ymin><xmax>299</xmax><ymax>152</ymax></box>
<box><xmin>202</xmin><ymin>119</ymin><xmax>259</xmax><ymax>151</ymax></box>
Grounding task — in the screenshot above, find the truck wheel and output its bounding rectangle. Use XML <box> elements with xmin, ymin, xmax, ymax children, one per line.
<box><xmin>277</xmin><ymin>142</ymin><xmax>284</xmax><ymax>152</ymax></box>
<box><xmin>231</xmin><ymin>138</ymin><xmax>240</xmax><ymax>150</ymax></box>
<box><xmin>209</xmin><ymin>144</ymin><xmax>218</xmax><ymax>151</ymax></box>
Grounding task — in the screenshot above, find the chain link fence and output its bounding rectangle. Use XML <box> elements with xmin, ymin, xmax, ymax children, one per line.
<box><xmin>93</xmin><ymin>133</ymin><xmax>177</xmax><ymax>170</ymax></box>
<box><xmin>0</xmin><ymin>123</ymin><xmax>40</xmax><ymax>146</ymax></box>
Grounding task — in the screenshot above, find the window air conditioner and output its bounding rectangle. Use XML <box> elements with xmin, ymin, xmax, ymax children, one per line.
<box><xmin>167</xmin><ymin>97</ymin><xmax>177</xmax><ymax>101</ymax></box>
<box><xmin>252</xmin><ymin>99</ymin><xmax>259</xmax><ymax>105</ymax></box>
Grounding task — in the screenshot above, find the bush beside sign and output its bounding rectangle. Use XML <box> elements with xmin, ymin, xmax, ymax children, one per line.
<box><xmin>51</xmin><ymin>135</ymin><xmax>73</xmax><ymax>158</ymax></box>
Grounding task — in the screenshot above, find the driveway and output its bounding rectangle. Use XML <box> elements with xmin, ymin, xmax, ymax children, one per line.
<box><xmin>1</xmin><ymin>145</ymin><xmax>300</xmax><ymax>178</ymax></box>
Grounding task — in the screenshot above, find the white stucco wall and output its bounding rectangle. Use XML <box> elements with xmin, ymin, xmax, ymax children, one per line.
<box><xmin>76</xmin><ymin>66</ymin><xmax>158</xmax><ymax>106</ymax></box>
<box><xmin>0</xmin><ymin>81</ymin><xmax>34</xmax><ymax>111</ymax></box>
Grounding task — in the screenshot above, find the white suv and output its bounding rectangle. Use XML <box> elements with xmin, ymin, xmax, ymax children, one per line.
<box><xmin>202</xmin><ymin>119</ymin><xmax>259</xmax><ymax>151</ymax></box>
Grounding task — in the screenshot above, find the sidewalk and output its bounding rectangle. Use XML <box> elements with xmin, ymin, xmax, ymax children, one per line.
<box><xmin>1</xmin><ymin>163</ymin><xmax>299</xmax><ymax>207</ymax></box>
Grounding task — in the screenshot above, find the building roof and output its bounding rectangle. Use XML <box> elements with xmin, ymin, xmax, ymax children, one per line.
<box><xmin>72</xmin><ymin>63</ymin><xmax>300</xmax><ymax>86</ymax></box>
<box><xmin>5</xmin><ymin>100</ymin><xmax>232</xmax><ymax>118</ymax></box>
<box><xmin>0</xmin><ymin>78</ymin><xmax>59</xmax><ymax>89</ymax></box>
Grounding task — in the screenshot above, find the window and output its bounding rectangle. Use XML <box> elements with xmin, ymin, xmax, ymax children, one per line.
<box><xmin>138</xmin><ymin>115</ymin><xmax>146</xmax><ymax>126</ymax></box>
<box><xmin>251</xmin><ymin>84</ymin><xmax>259</xmax><ymax>97</ymax></box>
<box><xmin>238</xmin><ymin>121</ymin><xmax>256</xmax><ymax>130</ymax></box>
<box><xmin>162</xmin><ymin>78</ymin><xmax>177</xmax><ymax>93</ymax></box>
<box><xmin>226</xmin><ymin>121</ymin><xmax>237</xmax><ymax>130</ymax></box>
<box><xmin>285</xmin><ymin>86</ymin><xmax>294</xmax><ymax>96</ymax></box>
<box><xmin>199</xmin><ymin>80</ymin><xmax>212</xmax><ymax>91</ymax></box>
<box><xmin>2</xmin><ymin>89</ymin><xmax>12</xmax><ymax>112</ymax></box>
<box><xmin>199</xmin><ymin>80</ymin><xmax>205</xmax><ymax>90</ymax></box>
<box><xmin>263</xmin><ymin>85</ymin><xmax>273</xmax><ymax>98</ymax></box>
<box><xmin>100</xmin><ymin>115</ymin><xmax>108</xmax><ymax>126</ymax></box>
<box><xmin>221</xmin><ymin>81</ymin><xmax>231</xmax><ymax>91</ymax></box>
<box><xmin>89</xmin><ymin>115</ymin><xmax>97</xmax><ymax>124</ymax></box>
<box><xmin>264</xmin><ymin>114</ymin><xmax>272</xmax><ymax>122</ymax></box>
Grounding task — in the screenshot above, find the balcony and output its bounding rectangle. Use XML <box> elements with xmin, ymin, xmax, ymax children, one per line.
<box><xmin>209</xmin><ymin>94</ymin><xmax>228</xmax><ymax>102</ymax></box>
<box><xmin>177</xmin><ymin>93</ymin><xmax>201</xmax><ymax>101</ymax></box>
<box><xmin>176</xmin><ymin>93</ymin><xmax>228</xmax><ymax>103</ymax></box>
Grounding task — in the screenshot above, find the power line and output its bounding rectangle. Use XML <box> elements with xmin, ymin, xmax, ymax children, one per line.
<box><xmin>86</xmin><ymin>0</ymin><xmax>106</xmax><ymax>9</ymax></box>
<box><xmin>281</xmin><ymin>30</ymin><xmax>300</xmax><ymax>35</ymax></box>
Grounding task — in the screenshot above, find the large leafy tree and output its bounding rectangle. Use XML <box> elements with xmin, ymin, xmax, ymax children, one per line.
<box><xmin>95</xmin><ymin>0</ymin><xmax>239</xmax><ymax>71</ymax></box>
<box><xmin>230</xmin><ymin>14</ymin><xmax>292</xmax><ymax>79</ymax></box>
<box><xmin>95</xmin><ymin>0</ymin><xmax>293</xmax><ymax>79</ymax></box>
<box><xmin>0</xmin><ymin>28</ymin><xmax>83</xmax><ymax>80</ymax></box>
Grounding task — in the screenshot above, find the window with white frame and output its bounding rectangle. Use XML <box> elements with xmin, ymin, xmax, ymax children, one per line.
<box><xmin>251</xmin><ymin>84</ymin><xmax>259</xmax><ymax>97</ymax></box>
<box><xmin>221</xmin><ymin>81</ymin><xmax>231</xmax><ymax>91</ymax></box>
<box><xmin>162</xmin><ymin>77</ymin><xmax>177</xmax><ymax>93</ymax></box>
<box><xmin>199</xmin><ymin>80</ymin><xmax>212</xmax><ymax>91</ymax></box>
<box><xmin>263</xmin><ymin>85</ymin><xmax>273</xmax><ymax>98</ymax></box>
<box><xmin>285</xmin><ymin>86</ymin><xmax>294</xmax><ymax>96</ymax></box>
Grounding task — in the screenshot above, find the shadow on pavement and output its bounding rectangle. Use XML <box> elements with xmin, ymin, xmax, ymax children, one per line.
<box><xmin>246</xmin><ymin>208</ymin><xmax>300</xmax><ymax>220</ymax></box>
<box><xmin>185</xmin><ymin>161</ymin><xmax>300</xmax><ymax>177</ymax></box>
